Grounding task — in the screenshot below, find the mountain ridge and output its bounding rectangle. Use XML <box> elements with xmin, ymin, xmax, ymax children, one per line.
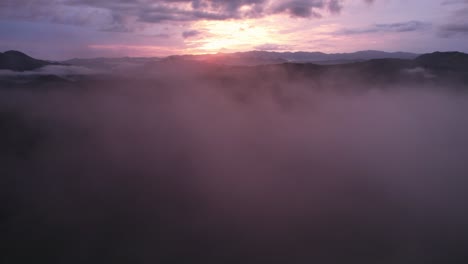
<box><xmin>163</xmin><ymin>50</ymin><xmax>420</xmax><ymax>66</ymax></box>
<box><xmin>2</xmin><ymin>50</ymin><xmax>467</xmax><ymax>76</ymax></box>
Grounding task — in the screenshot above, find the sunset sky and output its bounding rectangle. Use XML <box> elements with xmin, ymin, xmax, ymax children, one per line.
<box><xmin>1</xmin><ymin>0</ymin><xmax>467</xmax><ymax>60</ymax></box>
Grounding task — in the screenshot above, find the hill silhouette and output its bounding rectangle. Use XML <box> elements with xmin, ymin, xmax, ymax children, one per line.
<box><xmin>0</xmin><ymin>50</ymin><xmax>59</xmax><ymax>71</ymax></box>
<box><xmin>415</xmin><ymin>52</ymin><xmax>468</xmax><ymax>72</ymax></box>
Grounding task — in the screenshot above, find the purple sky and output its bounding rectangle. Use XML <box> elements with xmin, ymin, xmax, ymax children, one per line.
<box><xmin>1</xmin><ymin>0</ymin><xmax>467</xmax><ymax>60</ymax></box>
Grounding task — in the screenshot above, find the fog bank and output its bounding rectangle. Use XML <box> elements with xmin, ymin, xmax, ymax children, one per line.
<box><xmin>1</xmin><ymin>69</ymin><xmax>468</xmax><ymax>263</ymax></box>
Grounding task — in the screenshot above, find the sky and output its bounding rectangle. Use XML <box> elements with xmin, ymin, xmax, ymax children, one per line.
<box><xmin>0</xmin><ymin>0</ymin><xmax>467</xmax><ymax>60</ymax></box>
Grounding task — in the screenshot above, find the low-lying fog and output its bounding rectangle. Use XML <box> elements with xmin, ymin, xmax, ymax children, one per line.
<box><xmin>1</xmin><ymin>66</ymin><xmax>468</xmax><ymax>263</ymax></box>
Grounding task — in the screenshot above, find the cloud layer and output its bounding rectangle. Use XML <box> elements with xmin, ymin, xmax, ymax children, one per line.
<box><xmin>2</xmin><ymin>60</ymin><xmax>468</xmax><ymax>263</ymax></box>
<box><xmin>0</xmin><ymin>0</ymin><xmax>369</xmax><ymax>30</ymax></box>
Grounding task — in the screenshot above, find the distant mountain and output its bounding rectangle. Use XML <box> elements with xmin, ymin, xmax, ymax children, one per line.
<box><xmin>2</xmin><ymin>50</ymin><xmax>467</xmax><ymax>88</ymax></box>
<box><xmin>247</xmin><ymin>50</ymin><xmax>418</xmax><ymax>62</ymax></box>
<box><xmin>165</xmin><ymin>52</ymin><xmax>288</xmax><ymax>66</ymax></box>
<box><xmin>63</xmin><ymin>57</ymin><xmax>161</xmax><ymax>70</ymax></box>
<box><xmin>167</xmin><ymin>50</ymin><xmax>419</xmax><ymax>66</ymax></box>
<box><xmin>0</xmin><ymin>50</ymin><xmax>59</xmax><ymax>71</ymax></box>
<box><xmin>184</xmin><ymin>51</ymin><xmax>468</xmax><ymax>89</ymax></box>
<box><xmin>61</xmin><ymin>50</ymin><xmax>419</xmax><ymax>68</ymax></box>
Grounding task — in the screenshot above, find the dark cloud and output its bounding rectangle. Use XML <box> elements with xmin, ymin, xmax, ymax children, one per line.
<box><xmin>338</xmin><ymin>21</ymin><xmax>430</xmax><ymax>35</ymax></box>
<box><xmin>273</xmin><ymin>1</ymin><xmax>324</xmax><ymax>18</ymax></box>
<box><xmin>453</xmin><ymin>6</ymin><xmax>468</xmax><ymax>16</ymax></box>
<box><xmin>439</xmin><ymin>0</ymin><xmax>468</xmax><ymax>37</ymax></box>
<box><xmin>272</xmin><ymin>0</ymin><xmax>345</xmax><ymax>18</ymax></box>
<box><xmin>0</xmin><ymin>0</ymin><xmax>375</xmax><ymax>31</ymax></box>
<box><xmin>152</xmin><ymin>33</ymin><xmax>171</xmax><ymax>38</ymax></box>
<box><xmin>182</xmin><ymin>30</ymin><xmax>201</xmax><ymax>38</ymax></box>
<box><xmin>439</xmin><ymin>23</ymin><xmax>468</xmax><ymax>37</ymax></box>
<box><xmin>70</xmin><ymin>0</ymin><xmax>348</xmax><ymax>22</ymax></box>
<box><xmin>328</xmin><ymin>0</ymin><xmax>344</xmax><ymax>13</ymax></box>
<box><xmin>375</xmin><ymin>21</ymin><xmax>431</xmax><ymax>32</ymax></box>
<box><xmin>441</xmin><ymin>0</ymin><xmax>468</xmax><ymax>5</ymax></box>
<box><xmin>0</xmin><ymin>0</ymin><xmax>119</xmax><ymax>31</ymax></box>
<box><xmin>69</xmin><ymin>0</ymin><xmax>266</xmax><ymax>23</ymax></box>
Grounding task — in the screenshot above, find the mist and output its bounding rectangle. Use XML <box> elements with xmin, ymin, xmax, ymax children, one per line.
<box><xmin>1</xmin><ymin>65</ymin><xmax>468</xmax><ymax>264</ymax></box>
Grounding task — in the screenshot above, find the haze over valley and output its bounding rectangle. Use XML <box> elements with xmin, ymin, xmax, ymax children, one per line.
<box><xmin>1</xmin><ymin>1</ymin><xmax>468</xmax><ymax>263</ymax></box>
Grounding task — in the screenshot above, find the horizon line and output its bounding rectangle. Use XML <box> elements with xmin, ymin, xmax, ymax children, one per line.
<box><xmin>3</xmin><ymin>49</ymin><xmax>467</xmax><ymax>62</ymax></box>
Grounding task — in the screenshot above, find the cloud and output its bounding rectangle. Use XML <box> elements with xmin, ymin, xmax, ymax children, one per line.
<box><xmin>272</xmin><ymin>0</ymin><xmax>324</xmax><ymax>18</ymax></box>
<box><xmin>0</xmin><ymin>0</ymin><xmax>376</xmax><ymax>32</ymax></box>
<box><xmin>0</xmin><ymin>65</ymin><xmax>102</xmax><ymax>78</ymax></box>
<box><xmin>254</xmin><ymin>43</ymin><xmax>292</xmax><ymax>51</ymax></box>
<box><xmin>69</xmin><ymin>0</ymin><xmax>352</xmax><ymax>22</ymax></box>
<box><xmin>439</xmin><ymin>0</ymin><xmax>468</xmax><ymax>37</ymax></box>
<box><xmin>270</xmin><ymin>0</ymin><xmax>350</xmax><ymax>18</ymax></box>
<box><xmin>337</xmin><ymin>21</ymin><xmax>430</xmax><ymax>35</ymax></box>
<box><xmin>401</xmin><ymin>67</ymin><xmax>436</xmax><ymax>79</ymax></box>
<box><xmin>3</xmin><ymin>59</ymin><xmax>468</xmax><ymax>263</ymax></box>
<box><xmin>439</xmin><ymin>23</ymin><xmax>468</xmax><ymax>37</ymax></box>
<box><xmin>182</xmin><ymin>30</ymin><xmax>201</xmax><ymax>38</ymax></box>
<box><xmin>0</xmin><ymin>0</ymin><xmax>122</xmax><ymax>31</ymax></box>
<box><xmin>441</xmin><ymin>0</ymin><xmax>468</xmax><ymax>5</ymax></box>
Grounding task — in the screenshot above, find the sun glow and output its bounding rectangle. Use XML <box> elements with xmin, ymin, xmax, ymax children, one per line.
<box><xmin>185</xmin><ymin>20</ymin><xmax>279</xmax><ymax>53</ymax></box>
